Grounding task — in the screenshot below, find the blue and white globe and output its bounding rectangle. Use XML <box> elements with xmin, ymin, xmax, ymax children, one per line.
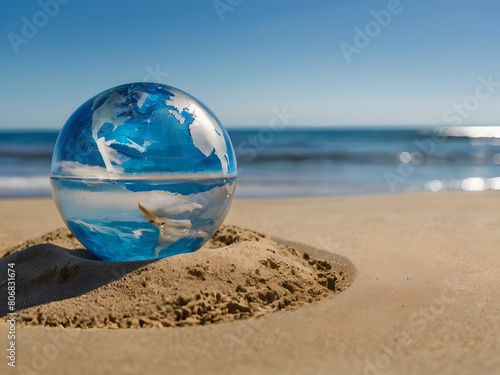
<box><xmin>51</xmin><ymin>83</ymin><xmax>237</xmax><ymax>261</ymax></box>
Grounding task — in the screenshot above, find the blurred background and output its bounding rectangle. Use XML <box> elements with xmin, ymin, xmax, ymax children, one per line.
<box><xmin>1</xmin><ymin>0</ymin><xmax>500</xmax><ymax>198</ymax></box>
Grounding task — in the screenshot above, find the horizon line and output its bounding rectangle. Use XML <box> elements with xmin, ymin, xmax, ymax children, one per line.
<box><xmin>1</xmin><ymin>123</ymin><xmax>500</xmax><ymax>132</ymax></box>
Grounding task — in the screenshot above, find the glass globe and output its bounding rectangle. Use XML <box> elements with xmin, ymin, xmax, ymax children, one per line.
<box><xmin>50</xmin><ymin>82</ymin><xmax>237</xmax><ymax>261</ymax></box>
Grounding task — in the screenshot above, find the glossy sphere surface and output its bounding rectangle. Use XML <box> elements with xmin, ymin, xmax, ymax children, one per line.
<box><xmin>51</xmin><ymin>83</ymin><xmax>237</xmax><ymax>261</ymax></box>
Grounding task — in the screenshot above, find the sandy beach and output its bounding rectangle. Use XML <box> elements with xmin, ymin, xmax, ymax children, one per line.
<box><xmin>3</xmin><ymin>0</ymin><xmax>500</xmax><ymax>373</ymax></box>
<box><xmin>0</xmin><ymin>192</ymin><xmax>499</xmax><ymax>374</ymax></box>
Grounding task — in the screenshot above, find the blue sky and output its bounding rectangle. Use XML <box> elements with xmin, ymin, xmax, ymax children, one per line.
<box><xmin>1</xmin><ymin>0</ymin><xmax>499</xmax><ymax>129</ymax></box>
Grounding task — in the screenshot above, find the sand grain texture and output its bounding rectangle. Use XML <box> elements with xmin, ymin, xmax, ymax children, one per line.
<box><xmin>0</xmin><ymin>193</ymin><xmax>499</xmax><ymax>375</ymax></box>
<box><xmin>0</xmin><ymin>225</ymin><xmax>351</xmax><ymax>328</ymax></box>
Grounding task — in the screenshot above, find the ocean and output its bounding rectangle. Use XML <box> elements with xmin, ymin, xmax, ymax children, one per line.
<box><xmin>1</xmin><ymin>127</ymin><xmax>500</xmax><ymax>198</ymax></box>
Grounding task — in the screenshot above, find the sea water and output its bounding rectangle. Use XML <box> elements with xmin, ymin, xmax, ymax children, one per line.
<box><xmin>7</xmin><ymin>127</ymin><xmax>500</xmax><ymax>199</ymax></box>
<box><xmin>51</xmin><ymin>175</ymin><xmax>236</xmax><ymax>261</ymax></box>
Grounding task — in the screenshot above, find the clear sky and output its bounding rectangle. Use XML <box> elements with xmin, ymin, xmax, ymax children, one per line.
<box><xmin>1</xmin><ymin>0</ymin><xmax>499</xmax><ymax>129</ymax></box>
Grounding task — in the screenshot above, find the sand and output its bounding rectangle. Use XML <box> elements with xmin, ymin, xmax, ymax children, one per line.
<box><xmin>0</xmin><ymin>193</ymin><xmax>499</xmax><ymax>375</ymax></box>
<box><xmin>0</xmin><ymin>226</ymin><xmax>351</xmax><ymax>328</ymax></box>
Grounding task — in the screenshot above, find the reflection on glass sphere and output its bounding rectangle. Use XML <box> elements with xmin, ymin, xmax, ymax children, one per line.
<box><xmin>51</xmin><ymin>82</ymin><xmax>237</xmax><ymax>261</ymax></box>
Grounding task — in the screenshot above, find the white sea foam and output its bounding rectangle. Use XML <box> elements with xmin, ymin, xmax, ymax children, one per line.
<box><xmin>0</xmin><ymin>176</ymin><xmax>50</xmax><ymax>190</ymax></box>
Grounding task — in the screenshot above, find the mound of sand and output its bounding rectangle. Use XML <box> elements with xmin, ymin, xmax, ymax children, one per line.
<box><xmin>0</xmin><ymin>225</ymin><xmax>351</xmax><ymax>328</ymax></box>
